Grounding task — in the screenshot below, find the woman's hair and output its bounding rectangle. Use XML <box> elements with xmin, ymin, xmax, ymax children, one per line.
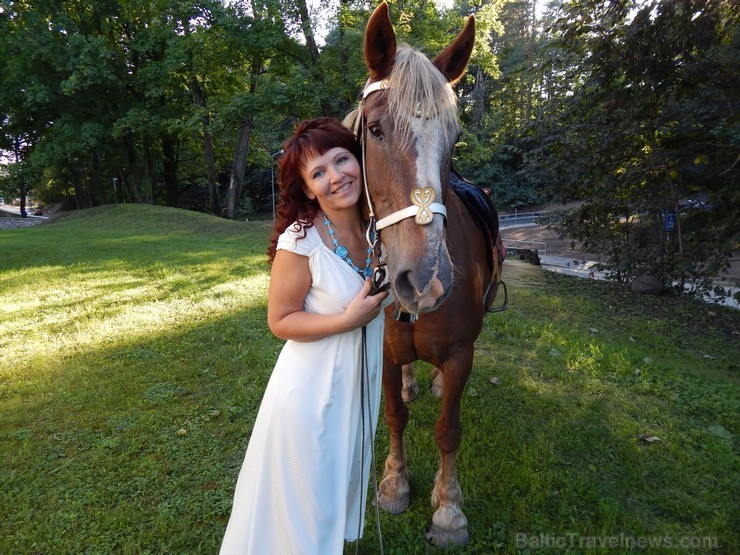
<box><xmin>266</xmin><ymin>117</ymin><xmax>362</xmax><ymax>263</ymax></box>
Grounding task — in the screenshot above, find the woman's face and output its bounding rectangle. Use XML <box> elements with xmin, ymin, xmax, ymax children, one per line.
<box><xmin>300</xmin><ymin>147</ymin><xmax>362</xmax><ymax>214</ymax></box>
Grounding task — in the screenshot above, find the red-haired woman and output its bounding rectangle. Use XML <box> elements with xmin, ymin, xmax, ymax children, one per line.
<box><xmin>220</xmin><ymin>118</ymin><xmax>390</xmax><ymax>554</ymax></box>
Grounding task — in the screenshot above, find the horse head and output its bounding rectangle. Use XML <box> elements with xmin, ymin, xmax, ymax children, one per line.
<box><xmin>356</xmin><ymin>2</ymin><xmax>475</xmax><ymax>315</ymax></box>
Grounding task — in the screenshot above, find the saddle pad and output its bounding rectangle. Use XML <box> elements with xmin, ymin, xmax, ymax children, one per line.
<box><xmin>449</xmin><ymin>170</ymin><xmax>500</xmax><ymax>270</ymax></box>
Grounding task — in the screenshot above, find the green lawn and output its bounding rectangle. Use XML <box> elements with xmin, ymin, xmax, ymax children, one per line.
<box><xmin>1</xmin><ymin>205</ymin><xmax>737</xmax><ymax>554</ymax></box>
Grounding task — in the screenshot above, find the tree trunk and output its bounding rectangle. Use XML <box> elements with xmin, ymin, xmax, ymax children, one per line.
<box><xmin>144</xmin><ymin>138</ymin><xmax>155</xmax><ymax>204</ymax></box>
<box><xmin>295</xmin><ymin>0</ymin><xmax>331</xmax><ymax>116</ymax></box>
<box><xmin>204</xmin><ymin>126</ymin><xmax>220</xmax><ymax>216</ymax></box>
<box><xmin>226</xmin><ymin>118</ymin><xmax>253</xmax><ymax>220</ymax></box>
<box><xmin>19</xmin><ymin>189</ymin><xmax>28</xmax><ymax>218</ymax></box>
<box><xmin>162</xmin><ymin>137</ymin><xmax>179</xmax><ymax>207</ymax></box>
<box><xmin>471</xmin><ymin>66</ymin><xmax>486</xmax><ymax>127</ymax></box>
<box><xmin>190</xmin><ymin>77</ymin><xmax>220</xmax><ymax>216</ymax></box>
<box><xmin>92</xmin><ymin>150</ymin><xmax>105</xmax><ymax>205</ymax></box>
<box><xmin>125</xmin><ymin>137</ymin><xmax>143</xmax><ymax>203</ymax></box>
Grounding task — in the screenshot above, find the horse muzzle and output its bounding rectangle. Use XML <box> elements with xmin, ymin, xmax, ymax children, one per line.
<box><xmin>389</xmin><ymin>237</ymin><xmax>453</xmax><ymax>315</ymax></box>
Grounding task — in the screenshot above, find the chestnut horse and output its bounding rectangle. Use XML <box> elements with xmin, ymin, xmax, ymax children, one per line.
<box><xmin>348</xmin><ymin>2</ymin><xmax>503</xmax><ymax>547</ymax></box>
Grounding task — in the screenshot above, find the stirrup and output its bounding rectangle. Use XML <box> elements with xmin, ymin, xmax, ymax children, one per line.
<box><xmin>484</xmin><ymin>280</ymin><xmax>508</xmax><ymax>313</ymax></box>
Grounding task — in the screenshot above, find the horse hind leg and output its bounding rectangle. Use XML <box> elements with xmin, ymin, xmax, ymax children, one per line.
<box><xmin>430</xmin><ymin>367</ymin><xmax>444</xmax><ymax>398</ymax></box>
<box><xmin>403</xmin><ymin>364</ymin><xmax>443</xmax><ymax>401</ymax></box>
<box><xmin>402</xmin><ymin>363</ymin><xmax>419</xmax><ymax>402</ymax></box>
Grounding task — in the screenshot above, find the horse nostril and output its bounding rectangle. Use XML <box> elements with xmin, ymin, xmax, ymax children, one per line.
<box><xmin>393</xmin><ymin>270</ymin><xmax>416</xmax><ymax>301</ymax></box>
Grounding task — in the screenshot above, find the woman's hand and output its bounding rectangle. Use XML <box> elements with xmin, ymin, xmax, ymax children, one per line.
<box><xmin>342</xmin><ymin>278</ymin><xmax>389</xmax><ymax>329</ymax></box>
<box><xmin>268</xmin><ymin>250</ymin><xmax>388</xmax><ymax>341</ymax></box>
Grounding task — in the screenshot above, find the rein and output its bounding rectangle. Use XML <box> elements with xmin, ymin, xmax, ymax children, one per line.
<box><xmin>356</xmin><ymin>325</ymin><xmax>384</xmax><ymax>555</ymax></box>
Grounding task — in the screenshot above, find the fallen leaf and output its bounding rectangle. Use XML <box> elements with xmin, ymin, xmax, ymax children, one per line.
<box><xmin>637</xmin><ymin>434</ymin><xmax>661</xmax><ymax>443</ymax></box>
<box><xmin>177</xmin><ymin>428</ymin><xmax>188</xmax><ymax>437</ymax></box>
<box><xmin>467</xmin><ymin>388</ymin><xmax>478</xmax><ymax>397</ymax></box>
<box><xmin>589</xmin><ymin>328</ymin><xmax>598</xmax><ymax>336</ymax></box>
<box><xmin>490</xmin><ymin>377</ymin><xmax>502</xmax><ymax>386</ymax></box>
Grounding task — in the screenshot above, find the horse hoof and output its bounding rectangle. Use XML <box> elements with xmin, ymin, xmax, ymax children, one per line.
<box><xmin>426</xmin><ymin>524</ymin><xmax>469</xmax><ymax>546</ymax></box>
<box><xmin>402</xmin><ymin>381</ymin><xmax>419</xmax><ymax>402</ymax></box>
<box><xmin>376</xmin><ymin>476</ymin><xmax>410</xmax><ymax>514</ymax></box>
<box><xmin>425</xmin><ymin>505</ymin><xmax>469</xmax><ymax>546</ymax></box>
<box><xmin>429</xmin><ymin>380</ymin><xmax>443</xmax><ymax>398</ymax></box>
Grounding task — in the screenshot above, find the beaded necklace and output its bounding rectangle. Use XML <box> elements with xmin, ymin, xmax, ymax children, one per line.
<box><xmin>322</xmin><ymin>211</ymin><xmax>374</xmax><ymax>278</ymax></box>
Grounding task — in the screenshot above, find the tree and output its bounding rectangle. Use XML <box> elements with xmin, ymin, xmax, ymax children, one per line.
<box><xmin>526</xmin><ymin>0</ymin><xmax>739</xmax><ymax>293</ymax></box>
<box><xmin>450</xmin><ymin>0</ymin><xmax>547</xmax><ymax>208</ymax></box>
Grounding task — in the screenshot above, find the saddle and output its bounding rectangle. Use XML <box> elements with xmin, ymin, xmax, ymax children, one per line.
<box><xmin>449</xmin><ymin>169</ymin><xmax>507</xmax><ymax>312</ymax></box>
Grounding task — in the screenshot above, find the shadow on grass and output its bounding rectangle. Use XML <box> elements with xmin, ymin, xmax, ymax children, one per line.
<box><xmin>1</xmin><ymin>297</ymin><xmax>283</xmax><ymax>553</ymax></box>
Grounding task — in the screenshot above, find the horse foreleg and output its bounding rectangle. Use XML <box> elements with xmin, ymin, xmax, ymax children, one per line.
<box><xmin>401</xmin><ymin>363</ymin><xmax>419</xmax><ymax>402</ymax></box>
<box><xmin>427</xmin><ymin>452</ymin><xmax>468</xmax><ymax>546</ymax></box>
<box><xmin>377</xmin><ymin>355</ymin><xmax>411</xmax><ymax>514</ymax></box>
<box><xmin>426</xmin><ymin>353</ymin><xmax>472</xmax><ymax>546</ymax></box>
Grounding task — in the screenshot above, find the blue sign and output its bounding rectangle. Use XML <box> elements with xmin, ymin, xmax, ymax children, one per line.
<box><xmin>665</xmin><ymin>212</ymin><xmax>676</xmax><ymax>231</ymax></box>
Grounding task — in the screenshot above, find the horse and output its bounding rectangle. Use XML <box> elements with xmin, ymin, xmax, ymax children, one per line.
<box><xmin>348</xmin><ymin>2</ymin><xmax>504</xmax><ymax>547</ymax></box>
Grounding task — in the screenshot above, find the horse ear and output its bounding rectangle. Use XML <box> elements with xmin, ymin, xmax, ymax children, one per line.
<box><xmin>364</xmin><ymin>1</ymin><xmax>397</xmax><ymax>81</ymax></box>
<box><xmin>433</xmin><ymin>15</ymin><xmax>475</xmax><ymax>86</ymax></box>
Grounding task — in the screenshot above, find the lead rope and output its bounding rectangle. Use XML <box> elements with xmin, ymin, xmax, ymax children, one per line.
<box><xmin>355</xmin><ymin>86</ymin><xmax>384</xmax><ymax>553</ymax></box>
<box><xmin>356</xmin><ymin>325</ymin><xmax>384</xmax><ymax>555</ymax></box>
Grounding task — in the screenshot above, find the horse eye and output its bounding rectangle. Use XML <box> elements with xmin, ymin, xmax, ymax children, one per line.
<box><xmin>368</xmin><ymin>123</ymin><xmax>382</xmax><ymax>138</ymax></box>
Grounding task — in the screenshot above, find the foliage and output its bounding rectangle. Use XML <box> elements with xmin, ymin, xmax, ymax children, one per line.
<box><xmin>524</xmin><ymin>0</ymin><xmax>739</xmax><ymax>293</ymax></box>
<box><xmin>0</xmin><ymin>206</ymin><xmax>737</xmax><ymax>553</ymax></box>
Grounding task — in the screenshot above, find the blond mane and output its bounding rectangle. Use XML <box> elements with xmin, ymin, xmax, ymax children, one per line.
<box><xmin>385</xmin><ymin>45</ymin><xmax>460</xmax><ymax>149</ymax></box>
<box><xmin>346</xmin><ymin>44</ymin><xmax>461</xmax><ymax>150</ymax></box>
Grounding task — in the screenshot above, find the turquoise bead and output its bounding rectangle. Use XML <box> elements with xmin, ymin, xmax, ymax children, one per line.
<box><xmin>322</xmin><ymin>211</ymin><xmax>374</xmax><ymax>278</ymax></box>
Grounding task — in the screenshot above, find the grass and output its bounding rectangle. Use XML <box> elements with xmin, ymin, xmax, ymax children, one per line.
<box><xmin>1</xmin><ymin>204</ymin><xmax>737</xmax><ymax>554</ymax></box>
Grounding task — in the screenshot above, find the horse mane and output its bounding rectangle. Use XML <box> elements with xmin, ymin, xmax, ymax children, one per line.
<box><xmin>346</xmin><ymin>44</ymin><xmax>460</xmax><ymax>149</ymax></box>
<box><xmin>386</xmin><ymin>45</ymin><xmax>460</xmax><ymax>149</ymax></box>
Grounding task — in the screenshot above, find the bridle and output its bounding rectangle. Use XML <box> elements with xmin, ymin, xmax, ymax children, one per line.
<box><xmin>355</xmin><ymin>79</ymin><xmax>448</xmax><ymax>258</ymax></box>
<box><xmin>354</xmin><ymin>79</ymin><xmax>507</xmax><ymax>317</ymax></box>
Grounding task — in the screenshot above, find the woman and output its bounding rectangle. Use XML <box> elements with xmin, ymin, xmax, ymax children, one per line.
<box><xmin>220</xmin><ymin>118</ymin><xmax>390</xmax><ymax>554</ymax></box>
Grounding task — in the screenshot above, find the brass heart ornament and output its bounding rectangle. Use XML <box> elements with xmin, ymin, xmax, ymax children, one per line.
<box><xmin>411</xmin><ymin>187</ymin><xmax>436</xmax><ymax>225</ymax></box>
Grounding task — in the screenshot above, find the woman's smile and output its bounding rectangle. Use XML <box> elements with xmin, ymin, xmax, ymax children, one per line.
<box><xmin>333</xmin><ymin>182</ymin><xmax>352</xmax><ymax>194</ymax></box>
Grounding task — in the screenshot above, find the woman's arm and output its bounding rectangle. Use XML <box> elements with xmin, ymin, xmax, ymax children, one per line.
<box><xmin>267</xmin><ymin>249</ymin><xmax>387</xmax><ymax>341</ymax></box>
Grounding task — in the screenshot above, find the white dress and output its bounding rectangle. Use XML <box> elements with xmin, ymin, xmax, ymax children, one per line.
<box><xmin>220</xmin><ymin>223</ymin><xmax>386</xmax><ymax>555</ymax></box>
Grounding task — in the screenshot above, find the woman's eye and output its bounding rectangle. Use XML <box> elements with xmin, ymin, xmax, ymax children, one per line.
<box><xmin>337</xmin><ymin>155</ymin><xmax>348</xmax><ymax>164</ymax></box>
<box><xmin>368</xmin><ymin>124</ymin><xmax>382</xmax><ymax>138</ymax></box>
<box><xmin>312</xmin><ymin>170</ymin><xmax>324</xmax><ymax>180</ymax></box>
